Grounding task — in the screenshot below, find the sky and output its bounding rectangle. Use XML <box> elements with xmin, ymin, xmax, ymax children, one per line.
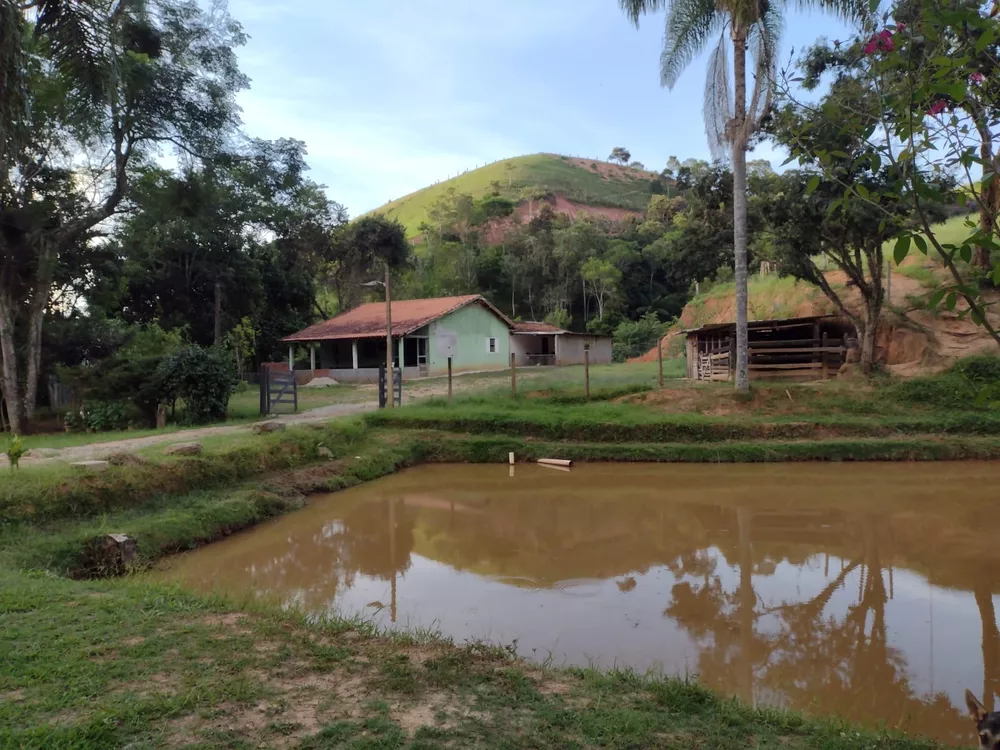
<box><xmin>228</xmin><ymin>0</ymin><xmax>855</xmax><ymax>217</ymax></box>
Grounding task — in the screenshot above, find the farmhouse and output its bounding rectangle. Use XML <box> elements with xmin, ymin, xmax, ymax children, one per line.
<box><xmin>510</xmin><ymin>321</ymin><xmax>613</xmax><ymax>367</ymax></box>
<box><xmin>281</xmin><ymin>295</ymin><xmax>614</xmax><ymax>383</ymax></box>
<box><xmin>684</xmin><ymin>315</ymin><xmax>855</xmax><ymax>382</ymax></box>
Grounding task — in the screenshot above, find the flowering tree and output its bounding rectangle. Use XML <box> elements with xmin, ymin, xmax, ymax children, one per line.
<box><xmin>772</xmin><ymin>0</ymin><xmax>1000</xmax><ymax>348</ymax></box>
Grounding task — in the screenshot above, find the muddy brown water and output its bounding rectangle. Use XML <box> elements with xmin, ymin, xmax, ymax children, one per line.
<box><xmin>158</xmin><ymin>462</ymin><xmax>1000</xmax><ymax>745</ymax></box>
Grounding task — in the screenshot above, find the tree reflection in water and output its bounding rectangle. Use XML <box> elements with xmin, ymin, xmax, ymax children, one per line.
<box><xmin>161</xmin><ymin>464</ymin><xmax>1000</xmax><ymax>745</ymax></box>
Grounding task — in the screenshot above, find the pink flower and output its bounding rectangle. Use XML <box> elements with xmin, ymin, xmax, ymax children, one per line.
<box><xmin>881</xmin><ymin>35</ymin><xmax>895</xmax><ymax>51</ymax></box>
<box><xmin>927</xmin><ymin>100</ymin><xmax>948</xmax><ymax>116</ymax></box>
<box><xmin>833</xmin><ymin>39</ymin><xmax>841</xmax><ymax>47</ymax></box>
<box><xmin>864</xmin><ymin>36</ymin><xmax>879</xmax><ymax>54</ymax></box>
<box><xmin>896</xmin><ymin>22</ymin><xmax>906</xmax><ymax>32</ymax></box>
<box><xmin>970</xmin><ymin>71</ymin><xmax>985</xmax><ymax>84</ymax></box>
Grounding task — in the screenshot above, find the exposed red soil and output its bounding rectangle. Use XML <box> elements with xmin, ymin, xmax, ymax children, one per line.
<box><xmin>482</xmin><ymin>194</ymin><xmax>641</xmax><ymax>244</ymax></box>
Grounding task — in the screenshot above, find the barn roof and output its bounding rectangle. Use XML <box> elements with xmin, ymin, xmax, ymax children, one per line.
<box><xmin>682</xmin><ymin>315</ymin><xmax>848</xmax><ymax>335</ymax></box>
<box><xmin>282</xmin><ymin>295</ymin><xmax>514</xmax><ymax>342</ymax></box>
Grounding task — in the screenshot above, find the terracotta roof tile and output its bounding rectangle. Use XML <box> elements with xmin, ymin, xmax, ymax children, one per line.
<box><xmin>282</xmin><ymin>295</ymin><xmax>512</xmax><ymax>342</ymax></box>
<box><xmin>511</xmin><ymin>321</ymin><xmax>565</xmax><ymax>334</ymax></box>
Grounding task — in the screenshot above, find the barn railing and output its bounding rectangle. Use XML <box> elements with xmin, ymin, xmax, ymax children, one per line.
<box><xmin>694</xmin><ymin>336</ymin><xmax>846</xmax><ymax>382</ymax></box>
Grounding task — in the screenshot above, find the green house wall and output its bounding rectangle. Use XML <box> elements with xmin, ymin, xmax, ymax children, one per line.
<box><xmin>427</xmin><ymin>302</ymin><xmax>510</xmax><ymax>374</ymax></box>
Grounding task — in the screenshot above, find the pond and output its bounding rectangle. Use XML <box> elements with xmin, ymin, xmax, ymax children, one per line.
<box><xmin>158</xmin><ymin>462</ymin><xmax>1000</xmax><ymax>745</ymax></box>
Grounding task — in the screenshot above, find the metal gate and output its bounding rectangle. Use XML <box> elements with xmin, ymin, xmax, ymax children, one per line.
<box><xmin>378</xmin><ymin>365</ymin><xmax>402</xmax><ymax>408</ymax></box>
<box><xmin>259</xmin><ymin>367</ymin><xmax>298</xmax><ymax>416</ymax></box>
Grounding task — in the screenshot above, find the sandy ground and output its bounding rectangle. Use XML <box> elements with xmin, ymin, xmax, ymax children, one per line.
<box><xmin>27</xmin><ymin>402</ymin><xmax>378</xmax><ymax>465</ymax></box>
<box><xmin>21</xmin><ymin>370</ymin><xmax>524</xmax><ymax>465</ymax></box>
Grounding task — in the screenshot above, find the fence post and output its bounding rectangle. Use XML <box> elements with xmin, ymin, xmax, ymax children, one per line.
<box><xmin>510</xmin><ymin>353</ymin><xmax>517</xmax><ymax>397</ymax></box>
<box><xmin>657</xmin><ymin>335</ymin><xmax>664</xmax><ymax>389</ymax></box>
<box><xmin>259</xmin><ymin>366</ymin><xmax>266</xmax><ymax>416</ymax></box>
<box><xmin>293</xmin><ymin>372</ymin><xmax>299</xmax><ymax>412</ymax></box>
<box><xmin>447</xmin><ymin>357</ymin><xmax>453</xmax><ymax>402</ymax></box>
<box><xmin>584</xmin><ymin>349</ymin><xmax>591</xmax><ymax>400</ymax></box>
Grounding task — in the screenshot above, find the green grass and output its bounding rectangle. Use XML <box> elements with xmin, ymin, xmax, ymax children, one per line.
<box><xmin>3</xmin><ymin>372</ymin><xmax>994</xmax><ymax>748</ymax></box>
<box><xmin>367</xmin><ymin>399</ymin><xmax>1000</xmax><ymax>442</ymax></box>
<box><xmin>227</xmin><ymin>383</ymin><xmax>371</xmax><ymax>421</ymax></box>
<box><xmin>0</xmin><ymin>567</ymin><xmax>945</xmax><ymax>749</ymax></box>
<box><xmin>0</xmin><ymin>421</ymin><xmax>368</xmax><ymax>524</ymax></box>
<box><xmin>367</xmin><ymin>153</ymin><xmax>657</xmax><ymax>235</ymax></box>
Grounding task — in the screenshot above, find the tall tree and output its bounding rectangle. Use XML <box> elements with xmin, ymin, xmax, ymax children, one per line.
<box><xmin>619</xmin><ymin>0</ymin><xmax>867</xmax><ymax>391</ymax></box>
<box><xmin>0</xmin><ymin>0</ymin><xmax>246</xmax><ymax>432</ymax></box>
<box><xmin>608</xmin><ymin>147</ymin><xmax>632</xmax><ymax>165</ymax></box>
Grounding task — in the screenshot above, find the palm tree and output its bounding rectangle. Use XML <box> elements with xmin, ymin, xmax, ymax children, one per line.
<box><xmin>620</xmin><ymin>0</ymin><xmax>866</xmax><ymax>391</ymax></box>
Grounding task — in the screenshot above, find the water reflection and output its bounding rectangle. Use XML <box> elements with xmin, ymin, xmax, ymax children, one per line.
<box><xmin>159</xmin><ymin>463</ymin><xmax>1000</xmax><ymax>745</ymax></box>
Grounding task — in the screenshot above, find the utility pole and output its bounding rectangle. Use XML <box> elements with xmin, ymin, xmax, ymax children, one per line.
<box><xmin>385</xmin><ymin>263</ymin><xmax>393</xmax><ymax>409</ymax></box>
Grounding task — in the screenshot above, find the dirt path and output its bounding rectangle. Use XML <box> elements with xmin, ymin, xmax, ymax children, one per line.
<box><xmin>37</xmin><ymin>402</ymin><xmax>378</xmax><ymax>464</ymax></box>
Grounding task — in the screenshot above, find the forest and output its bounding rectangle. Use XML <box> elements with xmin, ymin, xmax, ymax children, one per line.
<box><xmin>2</xmin><ymin>0</ymin><xmax>998</xmax><ymax>433</ymax></box>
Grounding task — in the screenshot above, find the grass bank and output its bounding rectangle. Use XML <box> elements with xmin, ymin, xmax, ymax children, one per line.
<box><xmin>3</xmin><ymin>376</ymin><xmax>992</xmax><ymax>749</ymax></box>
<box><xmin>366</xmin><ymin>399</ymin><xmax>1000</xmax><ymax>442</ymax></box>
<box><xmin>0</xmin><ymin>421</ymin><xmax>368</xmax><ymax>524</ymax></box>
<box><xmin>0</xmin><ymin>567</ymin><xmax>943</xmax><ymax>749</ymax></box>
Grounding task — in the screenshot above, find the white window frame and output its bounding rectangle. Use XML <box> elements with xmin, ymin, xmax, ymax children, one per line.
<box><xmin>487</xmin><ymin>336</ymin><xmax>498</xmax><ymax>354</ymax></box>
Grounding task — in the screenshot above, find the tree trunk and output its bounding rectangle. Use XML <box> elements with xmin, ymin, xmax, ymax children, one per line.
<box><xmin>0</xmin><ymin>294</ymin><xmax>25</xmax><ymax>434</ymax></box>
<box><xmin>975</xmin><ymin>115</ymin><xmax>998</xmax><ymax>272</ymax></box>
<box><xmin>732</xmin><ymin>31</ymin><xmax>750</xmax><ymax>392</ymax></box>
<box><xmin>214</xmin><ymin>280</ymin><xmax>222</xmax><ymax>346</ymax></box>
<box><xmin>23</xmin><ymin>295</ymin><xmax>45</xmax><ymax>420</ymax></box>
<box><xmin>859</xmin><ymin>300</ymin><xmax>881</xmax><ymax>375</ymax></box>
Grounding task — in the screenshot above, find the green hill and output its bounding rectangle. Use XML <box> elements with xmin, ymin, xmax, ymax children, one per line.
<box><xmin>368</xmin><ymin>153</ymin><xmax>659</xmax><ymax>235</ymax></box>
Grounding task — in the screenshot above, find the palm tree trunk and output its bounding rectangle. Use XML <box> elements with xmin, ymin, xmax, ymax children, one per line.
<box><xmin>732</xmin><ymin>31</ymin><xmax>750</xmax><ymax>391</ymax></box>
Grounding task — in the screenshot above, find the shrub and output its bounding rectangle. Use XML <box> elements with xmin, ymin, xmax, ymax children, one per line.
<box><xmin>155</xmin><ymin>345</ymin><xmax>237</xmax><ymax>424</ymax></box>
<box><xmin>612</xmin><ymin>312</ymin><xmax>666</xmax><ymax>363</ymax></box>
<box><xmin>60</xmin><ymin>354</ymin><xmax>165</xmax><ymax>427</ymax></box>
<box><xmin>950</xmin><ymin>355</ymin><xmax>1000</xmax><ymax>385</ymax></box>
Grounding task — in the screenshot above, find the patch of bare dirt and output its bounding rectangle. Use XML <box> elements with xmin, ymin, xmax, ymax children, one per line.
<box><xmin>0</xmin><ymin>690</ymin><xmax>25</xmax><ymax>703</ymax></box>
<box><xmin>482</xmin><ymin>193</ymin><xmax>643</xmax><ymax>244</ymax></box>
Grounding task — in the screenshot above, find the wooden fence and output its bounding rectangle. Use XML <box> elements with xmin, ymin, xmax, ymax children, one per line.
<box><xmin>693</xmin><ymin>335</ymin><xmax>846</xmax><ymax>382</ymax></box>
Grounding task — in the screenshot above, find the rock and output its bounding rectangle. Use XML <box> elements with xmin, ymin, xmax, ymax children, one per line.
<box><xmin>79</xmin><ymin>533</ymin><xmax>137</xmax><ymax>576</ymax></box>
<box><xmin>342</xmin><ymin>630</ymin><xmax>362</xmax><ymax>642</ymax></box>
<box><xmin>304</xmin><ymin>376</ymin><xmax>340</xmax><ymax>388</ymax></box>
<box><xmin>25</xmin><ymin>448</ymin><xmax>61</xmax><ymax>459</ymax></box>
<box><xmin>164</xmin><ymin>442</ymin><xmax>202</xmax><ymax>456</ymax></box>
<box><xmin>252</xmin><ymin>421</ymin><xmax>286</xmax><ymax>435</ymax></box>
<box><xmin>71</xmin><ymin>460</ymin><xmax>110</xmax><ymax>471</ymax></box>
<box><xmin>317</xmin><ymin>446</ymin><xmax>334</xmax><ymax>459</ymax></box>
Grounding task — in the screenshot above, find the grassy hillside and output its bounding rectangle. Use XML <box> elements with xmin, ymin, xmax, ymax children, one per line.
<box><xmin>369</xmin><ymin>153</ymin><xmax>658</xmax><ymax>235</ymax></box>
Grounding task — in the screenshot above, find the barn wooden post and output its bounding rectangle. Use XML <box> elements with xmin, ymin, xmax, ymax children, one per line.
<box><xmin>822</xmin><ymin>332</ymin><xmax>830</xmax><ymax>380</ymax></box>
<box><xmin>510</xmin><ymin>353</ymin><xmax>517</xmax><ymax>397</ymax></box>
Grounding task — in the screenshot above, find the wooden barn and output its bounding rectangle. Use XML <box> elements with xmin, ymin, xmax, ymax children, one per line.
<box><xmin>684</xmin><ymin>315</ymin><xmax>855</xmax><ymax>382</ymax></box>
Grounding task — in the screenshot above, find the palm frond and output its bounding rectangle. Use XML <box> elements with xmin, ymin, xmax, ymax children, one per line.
<box><xmin>781</xmin><ymin>0</ymin><xmax>871</xmax><ymax>24</ymax></box>
<box><xmin>661</xmin><ymin>0</ymin><xmax>724</xmax><ymax>88</ymax></box>
<box><xmin>33</xmin><ymin>0</ymin><xmax>107</xmax><ymax>103</ymax></box>
<box><xmin>703</xmin><ymin>33</ymin><xmax>732</xmax><ymax>161</ymax></box>
<box><xmin>746</xmin><ymin>1</ymin><xmax>782</xmax><ymax>125</ymax></box>
<box><xmin>618</xmin><ymin>0</ymin><xmax>669</xmax><ymax>26</ymax></box>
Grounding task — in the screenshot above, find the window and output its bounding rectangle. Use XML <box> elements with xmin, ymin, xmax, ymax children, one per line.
<box><xmin>488</xmin><ymin>337</ymin><xmax>497</xmax><ymax>353</ymax></box>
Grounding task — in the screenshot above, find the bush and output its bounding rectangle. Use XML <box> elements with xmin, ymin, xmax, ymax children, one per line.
<box><xmin>155</xmin><ymin>345</ymin><xmax>237</xmax><ymax>424</ymax></box>
<box><xmin>59</xmin><ymin>355</ymin><xmax>165</xmax><ymax>427</ymax></box>
<box><xmin>612</xmin><ymin>312</ymin><xmax>666</xmax><ymax>363</ymax></box>
<box><xmin>950</xmin><ymin>355</ymin><xmax>1000</xmax><ymax>385</ymax></box>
